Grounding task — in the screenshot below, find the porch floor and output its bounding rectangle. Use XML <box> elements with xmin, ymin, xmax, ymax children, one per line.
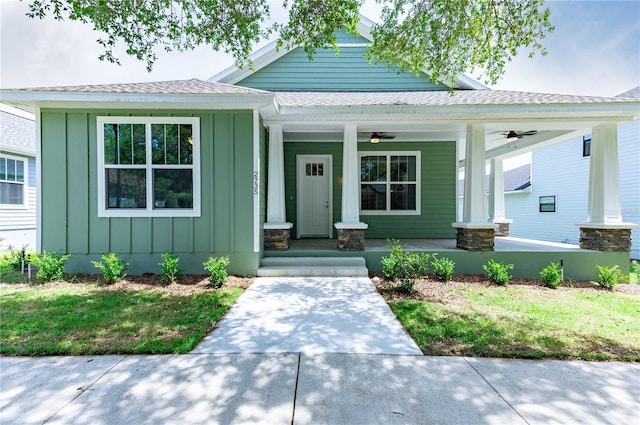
<box><xmin>284</xmin><ymin>236</ymin><xmax>588</xmax><ymax>253</ymax></box>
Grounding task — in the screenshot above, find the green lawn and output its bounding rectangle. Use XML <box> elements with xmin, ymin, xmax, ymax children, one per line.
<box><xmin>0</xmin><ymin>282</ymin><xmax>242</xmax><ymax>356</ymax></box>
<box><xmin>387</xmin><ymin>285</ymin><xmax>640</xmax><ymax>361</ymax></box>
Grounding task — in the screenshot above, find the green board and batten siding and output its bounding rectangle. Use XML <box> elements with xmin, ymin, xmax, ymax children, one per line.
<box><xmin>283</xmin><ymin>141</ymin><xmax>456</xmax><ymax>239</ymax></box>
<box><xmin>238</xmin><ymin>47</ymin><xmax>442</xmax><ymax>91</ymax></box>
<box><xmin>39</xmin><ymin>109</ymin><xmax>259</xmax><ymax>275</ymax></box>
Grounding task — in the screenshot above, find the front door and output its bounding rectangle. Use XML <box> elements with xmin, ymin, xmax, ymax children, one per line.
<box><xmin>297</xmin><ymin>155</ymin><xmax>332</xmax><ymax>237</ymax></box>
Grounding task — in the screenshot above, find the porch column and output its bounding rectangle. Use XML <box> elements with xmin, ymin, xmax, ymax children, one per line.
<box><xmin>578</xmin><ymin>123</ymin><xmax>636</xmax><ymax>251</ymax></box>
<box><xmin>335</xmin><ymin>124</ymin><xmax>368</xmax><ymax>251</ymax></box>
<box><xmin>488</xmin><ymin>158</ymin><xmax>512</xmax><ymax>236</ymax></box>
<box><xmin>264</xmin><ymin>124</ymin><xmax>293</xmax><ymax>250</ymax></box>
<box><xmin>453</xmin><ymin>124</ymin><xmax>497</xmax><ymax>250</ymax></box>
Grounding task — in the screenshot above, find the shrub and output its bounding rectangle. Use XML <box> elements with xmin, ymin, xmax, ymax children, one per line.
<box><xmin>92</xmin><ymin>253</ymin><xmax>128</xmax><ymax>284</ymax></box>
<box><xmin>483</xmin><ymin>259</ymin><xmax>513</xmax><ymax>286</ymax></box>
<box><xmin>596</xmin><ymin>265</ymin><xmax>625</xmax><ymax>290</ymax></box>
<box><xmin>540</xmin><ymin>262</ymin><xmax>562</xmax><ymax>288</ymax></box>
<box><xmin>390</xmin><ymin>280</ymin><xmax>415</xmax><ymax>294</ymax></box>
<box><xmin>431</xmin><ymin>254</ymin><xmax>455</xmax><ymax>282</ymax></box>
<box><xmin>203</xmin><ymin>256</ymin><xmax>230</xmax><ymax>288</ymax></box>
<box><xmin>159</xmin><ymin>252</ymin><xmax>182</xmax><ymax>284</ymax></box>
<box><xmin>30</xmin><ymin>250</ymin><xmax>71</xmax><ymax>282</ymax></box>
<box><xmin>0</xmin><ymin>249</ymin><xmax>23</xmax><ymax>271</ymax></box>
<box><xmin>381</xmin><ymin>239</ymin><xmax>429</xmax><ymax>280</ymax></box>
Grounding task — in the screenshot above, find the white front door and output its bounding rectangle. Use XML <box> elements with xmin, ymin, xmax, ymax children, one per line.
<box><xmin>297</xmin><ymin>155</ymin><xmax>332</xmax><ymax>237</ymax></box>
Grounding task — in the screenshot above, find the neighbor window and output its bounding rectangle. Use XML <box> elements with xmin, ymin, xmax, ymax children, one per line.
<box><xmin>97</xmin><ymin>117</ymin><xmax>200</xmax><ymax>217</ymax></box>
<box><xmin>0</xmin><ymin>155</ymin><xmax>26</xmax><ymax>206</ymax></box>
<box><xmin>360</xmin><ymin>152</ymin><xmax>420</xmax><ymax>214</ymax></box>
<box><xmin>582</xmin><ymin>134</ymin><xmax>591</xmax><ymax>157</ymax></box>
<box><xmin>539</xmin><ymin>195</ymin><xmax>556</xmax><ymax>213</ymax></box>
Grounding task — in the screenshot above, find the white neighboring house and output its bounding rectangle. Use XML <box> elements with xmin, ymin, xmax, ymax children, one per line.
<box><xmin>505</xmin><ymin>87</ymin><xmax>640</xmax><ymax>260</ymax></box>
<box><xmin>0</xmin><ymin>109</ymin><xmax>37</xmax><ymax>250</ymax></box>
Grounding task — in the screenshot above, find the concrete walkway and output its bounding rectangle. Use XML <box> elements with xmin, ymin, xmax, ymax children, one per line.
<box><xmin>1</xmin><ymin>355</ymin><xmax>638</xmax><ymax>424</ymax></box>
<box><xmin>192</xmin><ymin>277</ymin><xmax>421</xmax><ymax>355</ymax></box>
<box><xmin>1</xmin><ymin>276</ymin><xmax>639</xmax><ymax>424</ymax></box>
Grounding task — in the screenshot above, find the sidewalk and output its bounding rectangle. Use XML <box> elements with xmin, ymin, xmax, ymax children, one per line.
<box><xmin>1</xmin><ymin>354</ymin><xmax>638</xmax><ymax>424</ymax></box>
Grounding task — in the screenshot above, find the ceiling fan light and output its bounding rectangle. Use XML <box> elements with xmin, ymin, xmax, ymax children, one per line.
<box><xmin>370</xmin><ymin>132</ymin><xmax>380</xmax><ymax>144</ymax></box>
<box><xmin>506</xmin><ymin>131</ymin><xmax>519</xmax><ymax>142</ymax></box>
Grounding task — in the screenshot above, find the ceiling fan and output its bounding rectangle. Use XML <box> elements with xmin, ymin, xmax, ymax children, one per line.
<box><xmin>370</xmin><ymin>132</ymin><xmax>395</xmax><ymax>144</ymax></box>
<box><xmin>502</xmin><ymin>130</ymin><xmax>538</xmax><ymax>141</ymax></box>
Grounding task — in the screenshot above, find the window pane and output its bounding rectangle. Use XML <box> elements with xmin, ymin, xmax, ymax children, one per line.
<box><xmin>118</xmin><ymin>124</ymin><xmax>133</xmax><ymax>164</ymax></box>
<box><xmin>361</xmin><ymin>156</ymin><xmax>386</xmax><ymax>182</ymax></box>
<box><xmin>104</xmin><ymin>124</ymin><xmax>145</xmax><ymax>165</ymax></box>
<box><xmin>179</xmin><ymin>124</ymin><xmax>193</xmax><ymax>165</ymax></box>
<box><xmin>152</xmin><ymin>124</ymin><xmax>180</xmax><ymax>164</ymax></box>
<box><xmin>361</xmin><ymin>183</ymin><xmax>386</xmax><ymax>210</ymax></box>
<box><xmin>391</xmin><ymin>184</ymin><xmax>416</xmax><ymax>210</ymax></box>
<box><xmin>154</xmin><ymin>169</ymin><xmax>193</xmax><ymax>209</ymax></box>
<box><xmin>390</xmin><ymin>156</ymin><xmax>417</xmax><ymax>182</ymax></box>
<box><xmin>106</xmin><ymin>169</ymin><xmax>146</xmax><ymax>209</ymax></box>
<box><xmin>7</xmin><ymin>159</ymin><xmax>16</xmax><ymax>181</ymax></box>
<box><xmin>16</xmin><ymin>160</ymin><xmax>24</xmax><ymax>182</ymax></box>
<box><xmin>132</xmin><ymin>124</ymin><xmax>146</xmax><ymax>165</ymax></box>
<box><xmin>151</xmin><ymin>124</ymin><xmax>165</xmax><ymax>164</ymax></box>
<box><xmin>0</xmin><ymin>157</ymin><xmax>6</xmax><ymax>180</ymax></box>
<box><xmin>104</xmin><ymin>124</ymin><xmax>117</xmax><ymax>164</ymax></box>
<box><xmin>0</xmin><ymin>182</ymin><xmax>23</xmax><ymax>204</ymax></box>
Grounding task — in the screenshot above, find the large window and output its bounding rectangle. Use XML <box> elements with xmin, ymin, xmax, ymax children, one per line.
<box><xmin>360</xmin><ymin>152</ymin><xmax>420</xmax><ymax>214</ymax></box>
<box><xmin>97</xmin><ymin>117</ymin><xmax>200</xmax><ymax>217</ymax></box>
<box><xmin>0</xmin><ymin>155</ymin><xmax>27</xmax><ymax>207</ymax></box>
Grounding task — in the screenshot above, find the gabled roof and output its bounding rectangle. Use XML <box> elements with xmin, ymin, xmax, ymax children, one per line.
<box><xmin>0</xmin><ymin>110</ymin><xmax>36</xmax><ymax>156</ymax></box>
<box><xmin>617</xmin><ymin>86</ymin><xmax>640</xmax><ymax>99</ymax></box>
<box><xmin>210</xmin><ymin>15</ymin><xmax>487</xmax><ymax>91</ymax></box>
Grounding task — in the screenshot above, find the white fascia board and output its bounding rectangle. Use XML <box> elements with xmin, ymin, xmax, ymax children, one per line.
<box><xmin>1</xmin><ymin>90</ymin><xmax>275</xmax><ymax>111</ymax></box>
<box><xmin>0</xmin><ymin>146</ymin><xmax>36</xmax><ymax>157</ymax></box>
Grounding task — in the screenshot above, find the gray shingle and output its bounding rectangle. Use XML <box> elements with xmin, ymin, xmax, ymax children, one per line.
<box><xmin>0</xmin><ymin>111</ymin><xmax>35</xmax><ymax>155</ymax></box>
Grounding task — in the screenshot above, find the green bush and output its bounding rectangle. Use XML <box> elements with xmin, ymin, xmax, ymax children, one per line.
<box><xmin>389</xmin><ymin>280</ymin><xmax>415</xmax><ymax>294</ymax></box>
<box><xmin>159</xmin><ymin>252</ymin><xmax>183</xmax><ymax>284</ymax></box>
<box><xmin>203</xmin><ymin>256</ymin><xmax>230</xmax><ymax>288</ymax></box>
<box><xmin>540</xmin><ymin>262</ymin><xmax>562</xmax><ymax>288</ymax></box>
<box><xmin>596</xmin><ymin>265</ymin><xmax>625</xmax><ymax>290</ymax></box>
<box><xmin>381</xmin><ymin>239</ymin><xmax>429</xmax><ymax>280</ymax></box>
<box><xmin>92</xmin><ymin>253</ymin><xmax>128</xmax><ymax>284</ymax></box>
<box><xmin>30</xmin><ymin>250</ymin><xmax>71</xmax><ymax>283</ymax></box>
<box><xmin>431</xmin><ymin>254</ymin><xmax>455</xmax><ymax>282</ymax></box>
<box><xmin>0</xmin><ymin>249</ymin><xmax>23</xmax><ymax>271</ymax></box>
<box><xmin>483</xmin><ymin>259</ymin><xmax>513</xmax><ymax>286</ymax></box>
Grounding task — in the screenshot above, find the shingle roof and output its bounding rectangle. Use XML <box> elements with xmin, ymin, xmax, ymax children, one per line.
<box><xmin>274</xmin><ymin>90</ymin><xmax>639</xmax><ymax>107</ymax></box>
<box><xmin>457</xmin><ymin>163</ymin><xmax>531</xmax><ymax>195</ymax></box>
<box><xmin>13</xmin><ymin>78</ymin><xmax>271</xmax><ymax>96</ymax></box>
<box><xmin>0</xmin><ymin>111</ymin><xmax>36</xmax><ymax>155</ymax></box>
<box><xmin>617</xmin><ymin>86</ymin><xmax>640</xmax><ymax>99</ymax></box>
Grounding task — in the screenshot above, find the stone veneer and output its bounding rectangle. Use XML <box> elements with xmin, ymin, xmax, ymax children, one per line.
<box><xmin>264</xmin><ymin>228</ymin><xmax>291</xmax><ymax>251</ymax></box>
<box><xmin>456</xmin><ymin>228</ymin><xmax>495</xmax><ymax>251</ymax></box>
<box><xmin>579</xmin><ymin>227</ymin><xmax>632</xmax><ymax>252</ymax></box>
<box><xmin>337</xmin><ymin>228</ymin><xmax>365</xmax><ymax>251</ymax></box>
<box><xmin>494</xmin><ymin>222</ymin><xmax>510</xmax><ymax>237</ymax></box>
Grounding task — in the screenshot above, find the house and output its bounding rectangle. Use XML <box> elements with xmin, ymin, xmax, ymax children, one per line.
<box><xmin>1</xmin><ymin>18</ymin><xmax>638</xmax><ymax>278</ymax></box>
<box><xmin>0</xmin><ymin>109</ymin><xmax>37</xmax><ymax>250</ymax></box>
<box><xmin>504</xmin><ymin>87</ymin><xmax>640</xmax><ymax>260</ymax></box>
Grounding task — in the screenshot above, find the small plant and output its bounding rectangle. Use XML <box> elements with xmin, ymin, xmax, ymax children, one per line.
<box><xmin>431</xmin><ymin>254</ymin><xmax>455</xmax><ymax>282</ymax></box>
<box><xmin>381</xmin><ymin>239</ymin><xmax>429</xmax><ymax>280</ymax></box>
<box><xmin>540</xmin><ymin>262</ymin><xmax>562</xmax><ymax>288</ymax></box>
<box><xmin>630</xmin><ymin>260</ymin><xmax>639</xmax><ymax>284</ymax></box>
<box><xmin>30</xmin><ymin>250</ymin><xmax>71</xmax><ymax>282</ymax></box>
<box><xmin>203</xmin><ymin>256</ymin><xmax>230</xmax><ymax>288</ymax></box>
<box><xmin>483</xmin><ymin>259</ymin><xmax>513</xmax><ymax>286</ymax></box>
<box><xmin>390</xmin><ymin>280</ymin><xmax>415</xmax><ymax>294</ymax></box>
<box><xmin>595</xmin><ymin>265</ymin><xmax>625</xmax><ymax>290</ymax></box>
<box><xmin>92</xmin><ymin>253</ymin><xmax>128</xmax><ymax>284</ymax></box>
<box><xmin>159</xmin><ymin>252</ymin><xmax>182</xmax><ymax>284</ymax></box>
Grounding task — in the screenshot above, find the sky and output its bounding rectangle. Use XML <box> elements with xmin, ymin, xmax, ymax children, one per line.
<box><xmin>0</xmin><ymin>0</ymin><xmax>638</xmax><ymax>96</ymax></box>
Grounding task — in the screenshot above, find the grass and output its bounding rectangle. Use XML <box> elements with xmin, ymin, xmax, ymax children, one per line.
<box><xmin>387</xmin><ymin>285</ymin><xmax>640</xmax><ymax>361</ymax></box>
<box><xmin>0</xmin><ymin>282</ymin><xmax>242</xmax><ymax>356</ymax></box>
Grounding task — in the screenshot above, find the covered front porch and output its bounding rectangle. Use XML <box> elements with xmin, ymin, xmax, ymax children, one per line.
<box><xmin>263</xmin><ymin>237</ymin><xmax>628</xmax><ymax>280</ymax></box>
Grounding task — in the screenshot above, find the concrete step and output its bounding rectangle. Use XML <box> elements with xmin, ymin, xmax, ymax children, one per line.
<box><xmin>258</xmin><ymin>257</ymin><xmax>368</xmax><ymax>277</ymax></box>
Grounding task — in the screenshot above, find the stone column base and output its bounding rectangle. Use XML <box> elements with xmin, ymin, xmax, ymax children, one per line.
<box><xmin>264</xmin><ymin>228</ymin><xmax>291</xmax><ymax>251</ymax></box>
<box><xmin>337</xmin><ymin>228</ymin><xmax>365</xmax><ymax>251</ymax></box>
<box><xmin>455</xmin><ymin>227</ymin><xmax>495</xmax><ymax>251</ymax></box>
<box><xmin>494</xmin><ymin>222</ymin><xmax>511</xmax><ymax>237</ymax></box>
<box><xmin>579</xmin><ymin>227</ymin><xmax>632</xmax><ymax>252</ymax></box>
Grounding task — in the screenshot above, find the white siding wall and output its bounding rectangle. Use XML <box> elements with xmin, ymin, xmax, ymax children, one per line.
<box><xmin>0</xmin><ymin>156</ymin><xmax>37</xmax><ymax>249</ymax></box>
<box><xmin>506</xmin><ymin>120</ymin><xmax>640</xmax><ymax>260</ymax></box>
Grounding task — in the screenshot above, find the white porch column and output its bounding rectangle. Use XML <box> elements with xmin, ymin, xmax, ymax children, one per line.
<box><xmin>335</xmin><ymin>124</ymin><xmax>367</xmax><ymax>250</ymax></box>
<box><xmin>264</xmin><ymin>124</ymin><xmax>293</xmax><ymax>250</ymax></box>
<box><xmin>488</xmin><ymin>158</ymin><xmax>512</xmax><ymax>236</ymax></box>
<box><xmin>578</xmin><ymin>123</ymin><xmax>636</xmax><ymax>251</ymax></box>
<box><xmin>453</xmin><ymin>124</ymin><xmax>497</xmax><ymax>250</ymax></box>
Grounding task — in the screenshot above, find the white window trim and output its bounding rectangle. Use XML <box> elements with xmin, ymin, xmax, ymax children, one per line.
<box><xmin>97</xmin><ymin>116</ymin><xmax>201</xmax><ymax>218</ymax></box>
<box><xmin>359</xmin><ymin>150</ymin><xmax>421</xmax><ymax>216</ymax></box>
<box><xmin>0</xmin><ymin>153</ymin><xmax>28</xmax><ymax>209</ymax></box>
